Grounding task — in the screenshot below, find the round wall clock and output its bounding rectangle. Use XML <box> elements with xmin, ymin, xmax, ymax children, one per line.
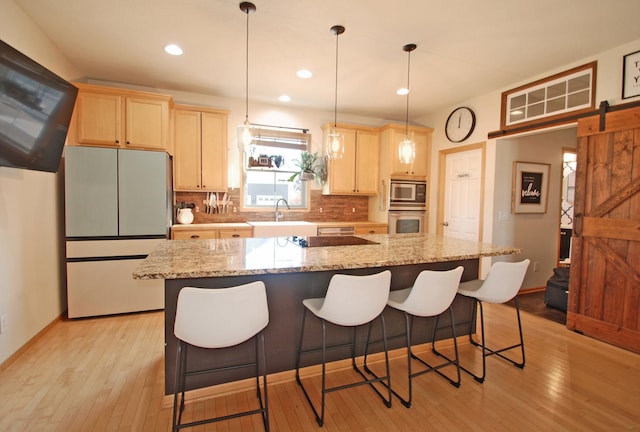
<box><xmin>445</xmin><ymin>107</ymin><xmax>476</xmax><ymax>143</ymax></box>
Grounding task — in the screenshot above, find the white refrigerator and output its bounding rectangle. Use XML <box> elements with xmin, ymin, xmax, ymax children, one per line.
<box><xmin>64</xmin><ymin>146</ymin><xmax>171</xmax><ymax>318</ymax></box>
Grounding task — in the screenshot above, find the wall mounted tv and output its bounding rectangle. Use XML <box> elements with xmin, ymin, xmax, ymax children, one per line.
<box><xmin>0</xmin><ymin>39</ymin><xmax>78</xmax><ymax>173</ymax></box>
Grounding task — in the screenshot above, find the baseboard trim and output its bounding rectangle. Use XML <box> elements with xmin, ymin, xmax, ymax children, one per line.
<box><xmin>0</xmin><ymin>312</ymin><xmax>66</xmax><ymax>374</ymax></box>
<box><xmin>519</xmin><ymin>286</ymin><xmax>546</xmax><ymax>294</ymax></box>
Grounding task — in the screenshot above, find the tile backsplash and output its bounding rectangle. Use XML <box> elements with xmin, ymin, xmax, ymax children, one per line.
<box><xmin>175</xmin><ymin>190</ymin><xmax>369</xmax><ymax>224</ymax></box>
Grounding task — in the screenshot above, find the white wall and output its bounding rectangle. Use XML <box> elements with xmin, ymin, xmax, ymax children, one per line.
<box><xmin>420</xmin><ymin>37</ymin><xmax>640</xmax><ymax>284</ymax></box>
<box><xmin>0</xmin><ymin>0</ymin><xmax>81</xmax><ymax>365</ymax></box>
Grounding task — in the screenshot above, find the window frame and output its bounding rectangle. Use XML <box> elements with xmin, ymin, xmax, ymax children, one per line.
<box><xmin>500</xmin><ymin>62</ymin><xmax>597</xmax><ymax>132</ymax></box>
<box><xmin>239</xmin><ymin>126</ymin><xmax>312</xmax><ymax>212</ymax></box>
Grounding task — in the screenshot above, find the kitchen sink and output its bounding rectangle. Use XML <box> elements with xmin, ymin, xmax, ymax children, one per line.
<box><xmin>247</xmin><ymin>221</ymin><xmax>318</xmax><ymax>238</ymax></box>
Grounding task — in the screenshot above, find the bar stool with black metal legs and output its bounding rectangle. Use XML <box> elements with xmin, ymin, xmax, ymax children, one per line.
<box><xmin>384</xmin><ymin>266</ymin><xmax>464</xmax><ymax>407</ymax></box>
<box><xmin>172</xmin><ymin>281</ymin><xmax>270</xmax><ymax>432</ymax></box>
<box><xmin>442</xmin><ymin>259</ymin><xmax>530</xmax><ymax>383</ymax></box>
<box><xmin>295</xmin><ymin>270</ymin><xmax>392</xmax><ymax>427</ymax></box>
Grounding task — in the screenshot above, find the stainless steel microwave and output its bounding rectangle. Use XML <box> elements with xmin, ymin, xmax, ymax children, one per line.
<box><xmin>389</xmin><ymin>179</ymin><xmax>427</xmax><ymax>211</ymax></box>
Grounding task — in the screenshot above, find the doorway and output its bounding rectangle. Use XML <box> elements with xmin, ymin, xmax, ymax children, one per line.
<box><xmin>437</xmin><ymin>143</ymin><xmax>485</xmax><ymax>241</ymax></box>
<box><xmin>558</xmin><ymin>149</ymin><xmax>576</xmax><ymax>266</ymax></box>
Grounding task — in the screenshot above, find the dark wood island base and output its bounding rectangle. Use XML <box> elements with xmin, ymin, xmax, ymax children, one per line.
<box><xmin>164</xmin><ymin>260</ymin><xmax>479</xmax><ymax>395</ymax></box>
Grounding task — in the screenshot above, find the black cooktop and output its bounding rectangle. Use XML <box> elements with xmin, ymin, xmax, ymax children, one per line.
<box><xmin>288</xmin><ymin>235</ymin><xmax>379</xmax><ymax>248</ymax></box>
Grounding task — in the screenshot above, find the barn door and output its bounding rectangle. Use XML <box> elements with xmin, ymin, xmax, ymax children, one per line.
<box><xmin>568</xmin><ymin>104</ymin><xmax>640</xmax><ymax>353</ymax></box>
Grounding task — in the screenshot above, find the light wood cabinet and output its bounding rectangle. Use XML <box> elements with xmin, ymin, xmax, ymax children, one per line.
<box><xmin>380</xmin><ymin>124</ymin><xmax>432</xmax><ymax>179</ymax></box>
<box><xmin>355</xmin><ymin>224</ymin><xmax>388</xmax><ymax>235</ymax></box>
<box><xmin>322</xmin><ymin>123</ymin><xmax>379</xmax><ymax>195</ymax></box>
<box><xmin>67</xmin><ymin>83</ymin><xmax>171</xmax><ymax>151</ymax></box>
<box><xmin>172</xmin><ymin>229</ymin><xmax>219</xmax><ymax>240</ymax></box>
<box><xmin>171</xmin><ymin>225</ymin><xmax>252</xmax><ymax>240</ymax></box>
<box><xmin>173</xmin><ymin>105</ymin><xmax>229</xmax><ymax>191</ymax></box>
<box><xmin>218</xmin><ymin>228</ymin><xmax>253</xmax><ymax>238</ymax></box>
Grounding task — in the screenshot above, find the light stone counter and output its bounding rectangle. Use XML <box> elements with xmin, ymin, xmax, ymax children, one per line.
<box><xmin>134</xmin><ymin>233</ymin><xmax>519</xmax><ymax>280</ymax></box>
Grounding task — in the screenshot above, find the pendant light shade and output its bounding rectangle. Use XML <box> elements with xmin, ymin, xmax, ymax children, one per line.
<box><xmin>399</xmin><ymin>43</ymin><xmax>417</xmax><ymax>165</ymax></box>
<box><xmin>239</xmin><ymin>2</ymin><xmax>256</xmax><ymax>151</ymax></box>
<box><xmin>326</xmin><ymin>25</ymin><xmax>345</xmax><ymax>160</ymax></box>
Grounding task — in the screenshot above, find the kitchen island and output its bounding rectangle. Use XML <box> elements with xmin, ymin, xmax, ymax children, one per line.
<box><xmin>134</xmin><ymin>233</ymin><xmax>520</xmax><ymax>395</ymax></box>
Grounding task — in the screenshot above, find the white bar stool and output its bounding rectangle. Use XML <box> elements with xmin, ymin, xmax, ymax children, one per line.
<box><xmin>172</xmin><ymin>281</ymin><xmax>270</xmax><ymax>431</ymax></box>
<box><xmin>452</xmin><ymin>259</ymin><xmax>530</xmax><ymax>383</ymax></box>
<box><xmin>386</xmin><ymin>266</ymin><xmax>464</xmax><ymax>407</ymax></box>
<box><xmin>295</xmin><ymin>270</ymin><xmax>392</xmax><ymax>427</ymax></box>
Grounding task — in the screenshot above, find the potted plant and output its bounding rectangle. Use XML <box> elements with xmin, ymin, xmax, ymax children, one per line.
<box><xmin>314</xmin><ymin>155</ymin><xmax>328</xmax><ymax>186</ymax></box>
<box><xmin>288</xmin><ymin>151</ymin><xmax>319</xmax><ymax>182</ymax></box>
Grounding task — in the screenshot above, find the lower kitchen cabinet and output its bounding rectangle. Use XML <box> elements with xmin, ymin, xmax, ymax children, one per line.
<box><xmin>355</xmin><ymin>223</ymin><xmax>388</xmax><ymax>235</ymax></box>
<box><xmin>172</xmin><ymin>229</ymin><xmax>219</xmax><ymax>240</ymax></box>
<box><xmin>171</xmin><ymin>224</ymin><xmax>253</xmax><ymax>240</ymax></box>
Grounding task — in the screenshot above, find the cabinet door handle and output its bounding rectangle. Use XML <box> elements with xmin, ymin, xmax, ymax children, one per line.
<box><xmin>443</xmin><ymin>222</ymin><xmax>449</xmax><ymax>226</ymax></box>
<box><xmin>190</xmin><ymin>235</ymin><xmax>200</xmax><ymax>239</ymax></box>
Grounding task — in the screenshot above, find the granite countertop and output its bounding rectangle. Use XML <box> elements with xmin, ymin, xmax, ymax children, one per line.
<box><xmin>134</xmin><ymin>233</ymin><xmax>520</xmax><ymax>280</ymax></box>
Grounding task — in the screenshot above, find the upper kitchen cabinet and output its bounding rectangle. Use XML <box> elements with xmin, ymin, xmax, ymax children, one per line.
<box><xmin>380</xmin><ymin>123</ymin><xmax>432</xmax><ymax>179</ymax></box>
<box><xmin>173</xmin><ymin>105</ymin><xmax>229</xmax><ymax>191</ymax></box>
<box><xmin>66</xmin><ymin>83</ymin><xmax>172</xmax><ymax>152</ymax></box>
<box><xmin>322</xmin><ymin>123</ymin><xmax>379</xmax><ymax>195</ymax></box>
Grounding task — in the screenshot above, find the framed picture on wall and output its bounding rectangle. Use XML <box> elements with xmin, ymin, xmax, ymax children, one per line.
<box><xmin>622</xmin><ymin>50</ymin><xmax>640</xmax><ymax>99</ymax></box>
<box><xmin>512</xmin><ymin>161</ymin><xmax>550</xmax><ymax>213</ymax></box>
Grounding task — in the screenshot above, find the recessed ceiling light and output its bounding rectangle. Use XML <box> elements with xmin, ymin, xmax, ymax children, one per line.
<box><xmin>279</xmin><ymin>95</ymin><xmax>291</xmax><ymax>102</ymax></box>
<box><xmin>164</xmin><ymin>44</ymin><xmax>183</xmax><ymax>56</ymax></box>
<box><xmin>296</xmin><ymin>69</ymin><xmax>313</xmax><ymax>79</ymax></box>
<box><xmin>396</xmin><ymin>88</ymin><xmax>409</xmax><ymax>96</ymax></box>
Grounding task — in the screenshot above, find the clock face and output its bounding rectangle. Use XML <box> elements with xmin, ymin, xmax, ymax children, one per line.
<box><xmin>445</xmin><ymin>107</ymin><xmax>476</xmax><ymax>142</ymax></box>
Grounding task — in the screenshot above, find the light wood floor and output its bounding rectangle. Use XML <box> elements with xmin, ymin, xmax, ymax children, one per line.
<box><xmin>1</xmin><ymin>303</ymin><xmax>639</xmax><ymax>431</ymax></box>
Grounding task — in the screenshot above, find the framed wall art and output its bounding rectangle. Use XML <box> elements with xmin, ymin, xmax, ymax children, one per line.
<box><xmin>512</xmin><ymin>161</ymin><xmax>550</xmax><ymax>214</ymax></box>
<box><xmin>622</xmin><ymin>50</ymin><xmax>640</xmax><ymax>99</ymax></box>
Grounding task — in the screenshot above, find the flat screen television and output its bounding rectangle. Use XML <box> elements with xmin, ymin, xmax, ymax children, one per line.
<box><xmin>0</xmin><ymin>39</ymin><xmax>78</xmax><ymax>173</ymax></box>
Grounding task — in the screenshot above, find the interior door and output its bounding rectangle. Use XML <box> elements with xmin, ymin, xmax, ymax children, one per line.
<box><xmin>568</xmin><ymin>105</ymin><xmax>640</xmax><ymax>353</ymax></box>
<box><xmin>439</xmin><ymin>145</ymin><xmax>483</xmax><ymax>241</ymax></box>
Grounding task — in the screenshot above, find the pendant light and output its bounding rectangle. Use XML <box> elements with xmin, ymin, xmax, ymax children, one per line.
<box><xmin>326</xmin><ymin>25</ymin><xmax>345</xmax><ymax>160</ymax></box>
<box><xmin>398</xmin><ymin>43</ymin><xmax>417</xmax><ymax>165</ymax></box>
<box><xmin>239</xmin><ymin>2</ymin><xmax>256</xmax><ymax>151</ymax></box>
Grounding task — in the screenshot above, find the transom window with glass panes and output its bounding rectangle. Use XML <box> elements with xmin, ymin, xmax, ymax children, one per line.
<box><xmin>241</xmin><ymin>126</ymin><xmax>311</xmax><ymax>209</ymax></box>
<box><xmin>503</xmin><ymin>62</ymin><xmax>595</xmax><ymax>128</ymax></box>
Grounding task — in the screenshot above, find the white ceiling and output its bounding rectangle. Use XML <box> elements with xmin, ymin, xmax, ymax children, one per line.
<box><xmin>14</xmin><ymin>0</ymin><xmax>640</xmax><ymax>121</ymax></box>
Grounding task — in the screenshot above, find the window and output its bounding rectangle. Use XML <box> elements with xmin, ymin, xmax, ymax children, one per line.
<box><xmin>501</xmin><ymin>62</ymin><xmax>596</xmax><ymax>131</ymax></box>
<box><xmin>241</xmin><ymin>126</ymin><xmax>311</xmax><ymax>210</ymax></box>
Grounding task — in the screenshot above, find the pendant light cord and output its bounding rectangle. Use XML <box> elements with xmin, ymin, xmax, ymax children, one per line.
<box><xmin>244</xmin><ymin>8</ymin><xmax>250</xmax><ymax>123</ymax></box>
<box><xmin>333</xmin><ymin>31</ymin><xmax>339</xmax><ymax>128</ymax></box>
<box><xmin>405</xmin><ymin>48</ymin><xmax>411</xmax><ymax>137</ymax></box>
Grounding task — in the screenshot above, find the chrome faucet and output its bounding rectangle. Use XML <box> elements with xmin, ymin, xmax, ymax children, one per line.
<box><xmin>275</xmin><ymin>198</ymin><xmax>290</xmax><ymax>222</ymax></box>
